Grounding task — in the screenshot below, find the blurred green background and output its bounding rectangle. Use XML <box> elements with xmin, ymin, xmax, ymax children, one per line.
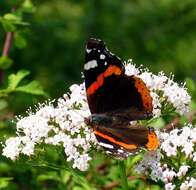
<box><xmin>0</xmin><ymin>0</ymin><xmax>196</xmax><ymax>189</ymax></box>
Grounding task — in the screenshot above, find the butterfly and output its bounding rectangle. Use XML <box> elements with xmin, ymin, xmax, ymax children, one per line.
<box><xmin>84</xmin><ymin>38</ymin><xmax>159</xmax><ymax>158</ymax></box>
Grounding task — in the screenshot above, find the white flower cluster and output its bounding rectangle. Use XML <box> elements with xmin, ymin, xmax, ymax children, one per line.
<box><xmin>135</xmin><ymin>124</ymin><xmax>196</xmax><ymax>190</ymax></box>
<box><xmin>1</xmin><ymin>61</ymin><xmax>191</xmax><ymax>172</ymax></box>
<box><xmin>2</xmin><ymin>83</ymin><xmax>97</xmax><ymax>171</ymax></box>
<box><xmin>125</xmin><ymin>60</ymin><xmax>191</xmax><ymax>117</ymax></box>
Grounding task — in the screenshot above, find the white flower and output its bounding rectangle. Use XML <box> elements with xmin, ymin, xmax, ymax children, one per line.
<box><xmin>189</xmin><ymin>178</ymin><xmax>196</xmax><ymax>190</ymax></box>
<box><xmin>150</xmin><ymin>92</ymin><xmax>161</xmax><ymax>117</ymax></box>
<box><xmin>17</xmin><ymin>114</ymin><xmax>51</xmax><ymax>142</ymax></box>
<box><xmin>180</xmin><ymin>181</ymin><xmax>190</xmax><ymax>190</ymax></box>
<box><xmin>125</xmin><ymin>63</ymin><xmax>191</xmax><ymax>115</ymax></box>
<box><xmin>163</xmin><ymin>81</ymin><xmax>191</xmax><ymax>115</ymax></box>
<box><xmin>21</xmin><ymin>139</ymin><xmax>35</xmax><ymax>156</ymax></box>
<box><xmin>124</xmin><ymin>60</ymin><xmax>140</xmax><ymax>76</ymax></box>
<box><xmin>152</xmin><ymin>72</ymin><xmax>168</xmax><ymax>90</ymax></box>
<box><xmin>193</xmin><ymin>152</ymin><xmax>196</xmax><ymax>162</ymax></box>
<box><xmin>139</xmin><ymin>71</ymin><xmax>154</xmax><ymax>89</ymax></box>
<box><xmin>182</xmin><ymin>142</ymin><xmax>194</xmax><ymax>157</ymax></box>
<box><xmin>36</xmin><ymin>105</ymin><xmax>56</xmax><ymax>119</ymax></box>
<box><xmin>1</xmin><ymin>61</ymin><xmax>192</xmax><ymax>172</ymax></box>
<box><xmin>2</xmin><ymin>137</ymin><xmax>22</xmax><ymax>160</ymax></box>
<box><xmin>135</xmin><ymin>151</ymin><xmax>162</xmax><ymax>181</ymax></box>
<box><xmin>177</xmin><ymin>165</ymin><xmax>190</xmax><ymax>177</ymax></box>
<box><xmin>136</xmin><ymin>125</ymin><xmax>196</xmax><ymax>188</ymax></box>
<box><xmin>165</xmin><ymin>183</ymin><xmax>176</xmax><ymax>190</ymax></box>
<box><xmin>162</xmin><ymin>169</ymin><xmax>176</xmax><ymax>183</ymax></box>
<box><xmin>2</xmin><ymin>83</ymin><xmax>96</xmax><ymax>171</ymax></box>
<box><xmin>160</xmin><ymin>125</ymin><xmax>195</xmax><ymax>158</ymax></box>
<box><xmin>73</xmin><ymin>154</ymin><xmax>91</xmax><ymax>171</ymax></box>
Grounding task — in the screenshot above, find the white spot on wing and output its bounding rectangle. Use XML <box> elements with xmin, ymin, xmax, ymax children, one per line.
<box><xmin>118</xmin><ymin>149</ymin><xmax>124</xmax><ymax>153</ymax></box>
<box><xmin>106</xmin><ymin>151</ymin><xmax>112</xmax><ymax>154</ymax></box>
<box><xmin>104</xmin><ymin>62</ymin><xmax>107</xmax><ymax>66</ymax></box>
<box><xmin>86</xmin><ymin>48</ymin><xmax>91</xmax><ymax>53</ymax></box>
<box><xmin>84</xmin><ymin>60</ymin><xmax>98</xmax><ymax>70</ymax></box>
<box><xmin>99</xmin><ymin>142</ymin><xmax>114</xmax><ymax>149</ymax></box>
<box><xmin>100</xmin><ymin>54</ymin><xmax>106</xmax><ymax>59</ymax></box>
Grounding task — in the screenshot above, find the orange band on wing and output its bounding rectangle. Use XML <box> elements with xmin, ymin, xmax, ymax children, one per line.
<box><xmin>133</xmin><ymin>77</ymin><xmax>153</xmax><ymax>112</ymax></box>
<box><xmin>87</xmin><ymin>65</ymin><xmax>122</xmax><ymax>95</ymax></box>
<box><xmin>145</xmin><ymin>131</ymin><xmax>159</xmax><ymax>151</ymax></box>
<box><xmin>94</xmin><ymin>130</ymin><xmax>138</xmax><ymax>150</ymax></box>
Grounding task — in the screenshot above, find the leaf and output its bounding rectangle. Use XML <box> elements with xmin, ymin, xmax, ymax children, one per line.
<box><xmin>0</xmin><ymin>56</ymin><xmax>13</xmax><ymax>70</ymax></box>
<box><xmin>3</xmin><ymin>13</ymin><xmax>21</xmax><ymax>23</ymax></box>
<box><xmin>60</xmin><ymin>170</ymin><xmax>71</xmax><ymax>184</ymax></box>
<box><xmin>185</xmin><ymin>77</ymin><xmax>195</xmax><ymax>95</ymax></box>
<box><xmin>0</xmin><ymin>177</ymin><xmax>13</xmax><ymax>189</ymax></box>
<box><xmin>0</xmin><ymin>70</ymin><xmax>46</xmax><ymax>97</ymax></box>
<box><xmin>2</xmin><ymin>13</ymin><xmax>29</xmax><ymax>29</ymax></box>
<box><xmin>73</xmin><ymin>187</ymin><xmax>86</xmax><ymax>190</ymax></box>
<box><xmin>22</xmin><ymin>0</ymin><xmax>36</xmax><ymax>13</ymax></box>
<box><xmin>37</xmin><ymin>171</ymin><xmax>60</xmax><ymax>182</ymax></box>
<box><xmin>15</xmin><ymin>80</ymin><xmax>46</xmax><ymax>96</ymax></box>
<box><xmin>14</xmin><ymin>32</ymin><xmax>27</xmax><ymax>49</ymax></box>
<box><xmin>7</xmin><ymin>70</ymin><xmax>30</xmax><ymax>91</ymax></box>
<box><xmin>72</xmin><ymin>173</ymin><xmax>95</xmax><ymax>190</ymax></box>
<box><xmin>0</xmin><ymin>19</ymin><xmax>16</xmax><ymax>32</ymax></box>
<box><xmin>0</xmin><ymin>99</ymin><xmax>8</xmax><ymax>111</ymax></box>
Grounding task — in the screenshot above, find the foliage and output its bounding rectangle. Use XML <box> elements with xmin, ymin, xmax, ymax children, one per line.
<box><xmin>0</xmin><ymin>0</ymin><xmax>196</xmax><ymax>190</ymax></box>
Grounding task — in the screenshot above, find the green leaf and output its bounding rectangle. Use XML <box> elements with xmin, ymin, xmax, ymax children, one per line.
<box><xmin>3</xmin><ymin>13</ymin><xmax>21</xmax><ymax>23</ymax></box>
<box><xmin>73</xmin><ymin>187</ymin><xmax>86</xmax><ymax>190</ymax></box>
<box><xmin>0</xmin><ymin>19</ymin><xmax>16</xmax><ymax>31</ymax></box>
<box><xmin>15</xmin><ymin>80</ymin><xmax>46</xmax><ymax>96</ymax></box>
<box><xmin>22</xmin><ymin>0</ymin><xmax>36</xmax><ymax>13</ymax></box>
<box><xmin>72</xmin><ymin>173</ymin><xmax>96</xmax><ymax>190</ymax></box>
<box><xmin>190</xmin><ymin>100</ymin><xmax>196</xmax><ymax>111</ymax></box>
<box><xmin>60</xmin><ymin>170</ymin><xmax>71</xmax><ymax>184</ymax></box>
<box><xmin>0</xmin><ymin>177</ymin><xmax>13</xmax><ymax>189</ymax></box>
<box><xmin>14</xmin><ymin>32</ymin><xmax>27</xmax><ymax>49</ymax></box>
<box><xmin>37</xmin><ymin>171</ymin><xmax>60</xmax><ymax>182</ymax></box>
<box><xmin>0</xmin><ymin>56</ymin><xmax>13</xmax><ymax>69</ymax></box>
<box><xmin>185</xmin><ymin>77</ymin><xmax>196</xmax><ymax>96</ymax></box>
<box><xmin>149</xmin><ymin>117</ymin><xmax>166</xmax><ymax>129</ymax></box>
<box><xmin>7</xmin><ymin>70</ymin><xmax>30</xmax><ymax>91</ymax></box>
<box><xmin>0</xmin><ymin>99</ymin><xmax>8</xmax><ymax>111</ymax></box>
<box><xmin>1</xmin><ymin>13</ymin><xmax>29</xmax><ymax>30</ymax></box>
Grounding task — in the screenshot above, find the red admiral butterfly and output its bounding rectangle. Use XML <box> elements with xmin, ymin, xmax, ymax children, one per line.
<box><xmin>84</xmin><ymin>38</ymin><xmax>159</xmax><ymax>158</ymax></box>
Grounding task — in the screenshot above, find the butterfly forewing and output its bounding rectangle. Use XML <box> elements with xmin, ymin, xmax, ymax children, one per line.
<box><xmin>84</xmin><ymin>38</ymin><xmax>124</xmax><ymax>90</ymax></box>
<box><xmin>84</xmin><ymin>38</ymin><xmax>153</xmax><ymax>116</ymax></box>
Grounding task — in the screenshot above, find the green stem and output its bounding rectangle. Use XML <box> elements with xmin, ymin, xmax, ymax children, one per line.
<box><xmin>118</xmin><ymin>160</ymin><xmax>129</xmax><ymax>190</ymax></box>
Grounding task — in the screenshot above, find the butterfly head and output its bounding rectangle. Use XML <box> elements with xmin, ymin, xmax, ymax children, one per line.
<box><xmin>85</xmin><ymin>114</ymin><xmax>113</xmax><ymax>128</ymax></box>
<box><xmin>86</xmin><ymin>38</ymin><xmax>105</xmax><ymax>52</ymax></box>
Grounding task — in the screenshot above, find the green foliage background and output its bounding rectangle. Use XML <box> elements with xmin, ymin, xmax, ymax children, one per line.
<box><xmin>0</xmin><ymin>0</ymin><xmax>196</xmax><ymax>189</ymax></box>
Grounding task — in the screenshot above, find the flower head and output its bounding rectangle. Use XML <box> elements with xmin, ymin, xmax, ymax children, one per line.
<box><xmin>136</xmin><ymin>124</ymin><xmax>196</xmax><ymax>189</ymax></box>
<box><xmin>1</xmin><ymin>61</ymin><xmax>191</xmax><ymax>172</ymax></box>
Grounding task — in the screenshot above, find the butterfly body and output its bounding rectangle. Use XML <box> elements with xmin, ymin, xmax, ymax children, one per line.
<box><xmin>84</xmin><ymin>38</ymin><xmax>158</xmax><ymax>157</ymax></box>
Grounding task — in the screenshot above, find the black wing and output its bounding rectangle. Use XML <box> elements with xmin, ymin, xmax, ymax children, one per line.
<box><xmin>84</xmin><ymin>38</ymin><xmax>153</xmax><ymax>119</ymax></box>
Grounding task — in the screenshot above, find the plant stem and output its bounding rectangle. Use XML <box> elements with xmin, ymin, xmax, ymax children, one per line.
<box><xmin>2</xmin><ymin>32</ymin><xmax>13</xmax><ymax>56</ymax></box>
<box><xmin>0</xmin><ymin>8</ymin><xmax>15</xmax><ymax>83</ymax></box>
<box><xmin>118</xmin><ymin>160</ymin><xmax>129</xmax><ymax>190</ymax></box>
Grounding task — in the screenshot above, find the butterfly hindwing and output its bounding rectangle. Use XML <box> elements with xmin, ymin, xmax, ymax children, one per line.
<box><xmin>93</xmin><ymin>120</ymin><xmax>158</xmax><ymax>158</ymax></box>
